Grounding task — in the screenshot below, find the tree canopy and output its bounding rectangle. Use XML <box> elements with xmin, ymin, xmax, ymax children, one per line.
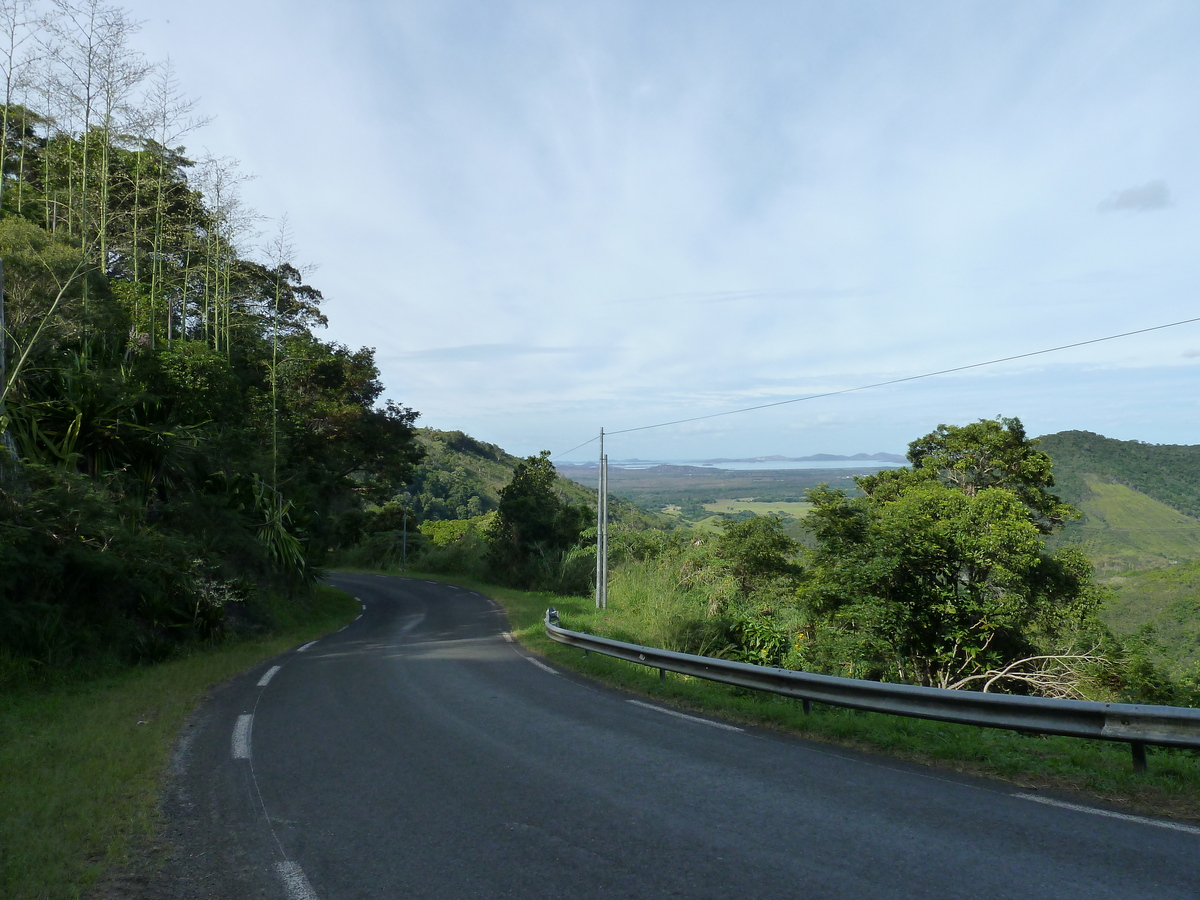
<box><xmin>798</xmin><ymin>418</ymin><xmax>1104</xmax><ymax>691</ymax></box>
<box><xmin>486</xmin><ymin>451</ymin><xmax>592</xmax><ymax>590</ymax></box>
<box><xmin>0</xmin><ymin>3</ymin><xmax>422</xmax><ymax>672</ymax></box>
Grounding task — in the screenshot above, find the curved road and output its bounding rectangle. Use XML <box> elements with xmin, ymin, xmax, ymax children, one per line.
<box><xmin>161</xmin><ymin>573</ymin><xmax>1200</xmax><ymax>899</ymax></box>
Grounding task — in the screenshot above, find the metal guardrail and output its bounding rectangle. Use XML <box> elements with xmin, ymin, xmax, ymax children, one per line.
<box><xmin>544</xmin><ymin>609</ymin><xmax>1200</xmax><ymax>772</ymax></box>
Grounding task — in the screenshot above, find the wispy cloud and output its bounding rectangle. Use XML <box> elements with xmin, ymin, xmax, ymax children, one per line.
<box><xmin>618</xmin><ymin>287</ymin><xmax>877</xmax><ymax>305</ymax></box>
<box><xmin>393</xmin><ymin>344</ymin><xmax>579</xmax><ymax>363</ymax></box>
<box><xmin>121</xmin><ymin>0</ymin><xmax>1200</xmax><ymax>458</ymax></box>
<box><xmin>1098</xmin><ymin>180</ymin><xmax>1171</xmax><ymax>213</ymax></box>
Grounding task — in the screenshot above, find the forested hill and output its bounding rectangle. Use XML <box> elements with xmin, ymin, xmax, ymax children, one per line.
<box><xmin>410</xmin><ymin>429</ymin><xmax>659</xmax><ymax>529</ymax></box>
<box><xmin>408</xmin><ymin>430</ymin><xmax>523</xmax><ymax>520</ymax></box>
<box><xmin>0</xmin><ymin>6</ymin><xmax>423</xmax><ymax>676</ymax></box>
<box><xmin>1039</xmin><ymin>431</ymin><xmax>1200</xmax><ymax>519</ymax></box>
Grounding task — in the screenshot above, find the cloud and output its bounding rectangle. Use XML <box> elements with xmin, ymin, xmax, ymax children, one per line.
<box><xmin>618</xmin><ymin>287</ymin><xmax>876</xmax><ymax>306</ymax></box>
<box><xmin>1098</xmin><ymin>180</ymin><xmax>1171</xmax><ymax>213</ymax></box>
<box><xmin>393</xmin><ymin>343</ymin><xmax>578</xmax><ymax>363</ymax></box>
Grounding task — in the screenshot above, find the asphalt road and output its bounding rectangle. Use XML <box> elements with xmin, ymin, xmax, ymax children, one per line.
<box><xmin>162</xmin><ymin>573</ymin><xmax>1200</xmax><ymax>899</ymax></box>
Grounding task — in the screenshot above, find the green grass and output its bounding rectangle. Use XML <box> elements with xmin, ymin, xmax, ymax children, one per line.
<box><xmin>1059</xmin><ymin>479</ymin><xmax>1200</xmax><ymax>573</ymax></box>
<box><xmin>0</xmin><ymin>585</ymin><xmax>359</xmax><ymax>900</ymax></box>
<box><xmin>1103</xmin><ymin>560</ymin><xmax>1200</xmax><ymax>674</ymax></box>
<box><xmin>382</xmin><ymin>567</ymin><xmax>1200</xmax><ymax>824</ymax></box>
<box><xmin>702</xmin><ymin>498</ymin><xmax>813</xmax><ymax>517</ymax></box>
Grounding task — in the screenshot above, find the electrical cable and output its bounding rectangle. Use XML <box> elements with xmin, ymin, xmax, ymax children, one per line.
<box><xmin>555</xmin><ymin>314</ymin><xmax>1200</xmax><ymax>456</ymax></box>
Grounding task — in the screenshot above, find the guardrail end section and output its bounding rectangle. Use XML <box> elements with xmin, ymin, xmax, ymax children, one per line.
<box><xmin>546</xmin><ymin>607</ymin><xmax>559</xmax><ymax>626</ymax></box>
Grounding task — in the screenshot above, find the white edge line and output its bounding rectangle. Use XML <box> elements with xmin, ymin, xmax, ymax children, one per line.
<box><xmin>502</xmin><ymin>632</ymin><xmax>514</xmax><ymax>643</ymax></box>
<box><xmin>524</xmin><ymin>656</ymin><xmax>558</xmax><ymax>675</ymax></box>
<box><xmin>628</xmin><ymin>699</ymin><xmax>744</xmax><ymax>733</ymax></box>
<box><xmin>256</xmin><ymin>665</ymin><xmax>281</xmax><ymax>687</ymax></box>
<box><xmin>275</xmin><ymin>860</ymin><xmax>320</xmax><ymax>900</ymax></box>
<box><xmin>231</xmin><ymin>714</ymin><xmax>253</xmax><ymax>759</ymax></box>
<box><xmin>1013</xmin><ymin>793</ymin><xmax>1200</xmax><ymax>835</ymax></box>
<box><xmin>296</xmin><ymin>640</ymin><xmax>318</xmax><ymax>653</ymax></box>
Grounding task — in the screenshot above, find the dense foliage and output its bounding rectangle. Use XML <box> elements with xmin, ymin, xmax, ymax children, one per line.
<box><xmin>1040</xmin><ymin>430</ymin><xmax>1200</xmax><ymax>519</ymax></box>
<box><xmin>0</xmin><ymin>2</ymin><xmax>421</xmax><ymax>677</ymax></box>
<box><xmin>407</xmin><ymin>429</ymin><xmax>519</xmax><ymax>521</ymax></box>
<box><xmin>593</xmin><ymin>419</ymin><xmax>1195</xmax><ymax>704</ymax></box>
<box><xmin>798</xmin><ymin>418</ymin><xmax>1100</xmax><ymax>690</ymax></box>
<box><xmin>486</xmin><ymin>451</ymin><xmax>593</xmax><ymax>592</ymax></box>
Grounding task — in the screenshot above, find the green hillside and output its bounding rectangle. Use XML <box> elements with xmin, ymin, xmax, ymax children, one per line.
<box><xmin>1102</xmin><ymin>561</ymin><xmax>1200</xmax><ymax>674</ymax></box>
<box><xmin>408</xmin><ymin>429</ymin><xmax>659</xmax><ymax>529</ymax></box>
<box><xmin>408</xmin><ymin>430</ymin><xmax>523</xmax><ymax>520</ymax></box>
<box><xmin>1051</xmin><ymin>478</ymin><xmax>1200</xmax><ymax>573</ymax></box>
<box><xmin>1037</xmin><ymin>431</ymin><xmax>1200</xmax><ymax>673</ymax></box>
<box><xmin>1039</xmin><ymin>431</ymin><xmax>1200</xmax><ymax>518</ymax></box>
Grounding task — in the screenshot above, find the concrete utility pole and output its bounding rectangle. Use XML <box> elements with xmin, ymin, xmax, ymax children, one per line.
<box><xmin>401</xmin><ymin>491</ymin><xmax>412</xmax><ymax>572</ymax></box>
<box><xmin>1</xmin><ymin>258</ymin><xmax>6</xmax><ymax>392</ymax></box>
<box><xmin>595</xmin><ymin>428</ymin><xmax>608</xmax><ymax>609</ymax></box>
<box><xmin>0</xmin><ymin>257</ymin><xmax>16</xmax><ymax>474</ymax></box>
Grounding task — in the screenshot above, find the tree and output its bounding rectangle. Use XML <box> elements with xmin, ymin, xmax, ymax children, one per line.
<box><xmin>715</xmin><ymin>516</ymin><xmax>799</xmax><ymax>596</ymax></box>
<box><xmin>857</xmin><ymin>416</ymin><xmax>1073</xmax><ymax>532</ymax></box>
<box><xmin>487</xmin><ymin>451</ymin><xmax>591</xmax><ymax>589</ymax></box>
<box><xmin>799</xmin><ymin>418</ymin><xmax>1104</xmax><ymax>691</ymax></box>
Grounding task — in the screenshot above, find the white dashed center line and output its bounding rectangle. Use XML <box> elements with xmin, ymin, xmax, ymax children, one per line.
<box><xmin>231</xmin><ymin>714</ymin><xmax>253</xmax><ymax>759</ymax></box>
<box><xmin>276</xmin><ymin>860</ymin><xmax>320</xmax><ymax>899</ymax></box>
<box><xmin>256</xmin><ymin>666</ymin><xmax>281</xmax><ymax>687</ymax></box>
<box><xmin>524</xmin><ymin>656</ymin><xmax>558</xmax><ymax>675</ymax></box>
<box><xmin>1014</xmin><ymin>793</ymin><xmax>1200</xmax><ymax>835</ymax></box>
<box><xmin>627</xmin><ymin>699</ymin><xmax>744</xmax><ymax>732</ymax></box>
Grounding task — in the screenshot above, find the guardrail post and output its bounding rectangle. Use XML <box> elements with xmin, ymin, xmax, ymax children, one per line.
<box><xmin>543</xmin><ymin>613</ymin><xmax>1200</xmax><ymax>759</ymax></box>
<box><xmin>1131</xmin><ymin>741</ymin><xmax>1148</xmax><ymax>774</ymax></box>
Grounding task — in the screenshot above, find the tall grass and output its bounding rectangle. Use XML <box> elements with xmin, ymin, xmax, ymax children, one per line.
<box><xmin>600</xmin><ymin>556</ymin><xmax>734</xmax><ymax>654</ymax></box>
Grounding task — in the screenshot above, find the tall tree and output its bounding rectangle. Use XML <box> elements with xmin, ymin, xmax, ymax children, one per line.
<box><xmin>800</xmin><ymin>418</ymin><xmax>1104</xmax><ymax>693</ymax></box>
<box><xmin>487</xmin><ymin>451</ymin><xmax>591</xmax><ymax>588</ymax></box>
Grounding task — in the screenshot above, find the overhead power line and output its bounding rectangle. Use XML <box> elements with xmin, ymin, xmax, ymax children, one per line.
<box><xmin>554</xmin><ymin>314</ymin><xmax>1200</xmax><ymax>457</ymax></box>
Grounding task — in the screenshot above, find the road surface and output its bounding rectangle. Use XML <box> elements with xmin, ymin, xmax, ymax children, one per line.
<box><xmin>158</xmin><ymin>573</ymin><xmax>1200</xmax><ymax>898</ymax></box>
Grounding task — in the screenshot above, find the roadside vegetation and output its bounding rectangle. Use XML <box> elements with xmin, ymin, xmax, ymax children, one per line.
<box><xmin>0</xmin><ymin>0</ymin><xmax>422</xmax><ymax>686</ymax></box>
<box><xmin>355</xmin><ymin>570</ymin><xmax>1200</xmax><ymax>823</ymax></box>
<box><xmin>381</xmin><ymin>416</ymin><xmax>1199</xmax><ymax>708</ymax></box>
<box><xmin>1</xmin><ymin>585</ymin><xmax>358</xmax><ymax>900</ymax></box>
<box><xmin>0</xmin><ymin>7</ymin><xmax>417</xmax><ymax>896</ymax></box>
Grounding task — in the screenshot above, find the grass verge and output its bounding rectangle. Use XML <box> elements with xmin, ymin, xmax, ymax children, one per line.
<box><xmin>377</xmin><ymin>567</ymin><xmax>1200</xmax><ymax>824</ymax></box>
<box><xmin>0</xmin><ymin>585</ymin><xmax>359</xmax><ymax>900</ymax></box>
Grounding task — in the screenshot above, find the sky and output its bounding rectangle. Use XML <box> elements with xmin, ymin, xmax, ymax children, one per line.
<box><xmin>117</xmin><ymin>0</ymin><xmax>1200</xmax><ymax>461</ymax></box>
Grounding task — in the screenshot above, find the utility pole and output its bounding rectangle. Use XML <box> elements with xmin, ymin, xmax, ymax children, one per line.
<box><xmin>401</xmin><ymin>490</ymin><xmax>412</xmax><ymax>572</ymax></box>
<box><xmin>0</xmin><ymin>257</ymin><xmax>15</xmax><ymax>474</ymax></box>
<box><xmin>596</xmin><ymin>428</ymin><xmax>608</xmax><ymax>609</ymax></box>
<box><xmin>1</xmin><ymin>258</ymin><xmax>6</xmax><ymax>393</ymax></box>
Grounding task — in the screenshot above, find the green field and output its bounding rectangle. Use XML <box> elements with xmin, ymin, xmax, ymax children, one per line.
<box><xmin>702</xmin><ymin>498</ymin><xmax>814</xmax><ymax>517</ymax></box>
<box><xmin>1056</xmin><ymin>478</ymin><xmax>1200</xmax><ymax>573</ymax></box>
<box><xmin>557</xmin><ymin>463</ymin><xmax>867</xmax><ymax>509</ymax></box>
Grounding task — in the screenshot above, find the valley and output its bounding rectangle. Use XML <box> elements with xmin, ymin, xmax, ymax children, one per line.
<box><xmin>555</xmin><ymin>432</ymin><xmax>1200</xmax><ymax>676</ymax></box>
